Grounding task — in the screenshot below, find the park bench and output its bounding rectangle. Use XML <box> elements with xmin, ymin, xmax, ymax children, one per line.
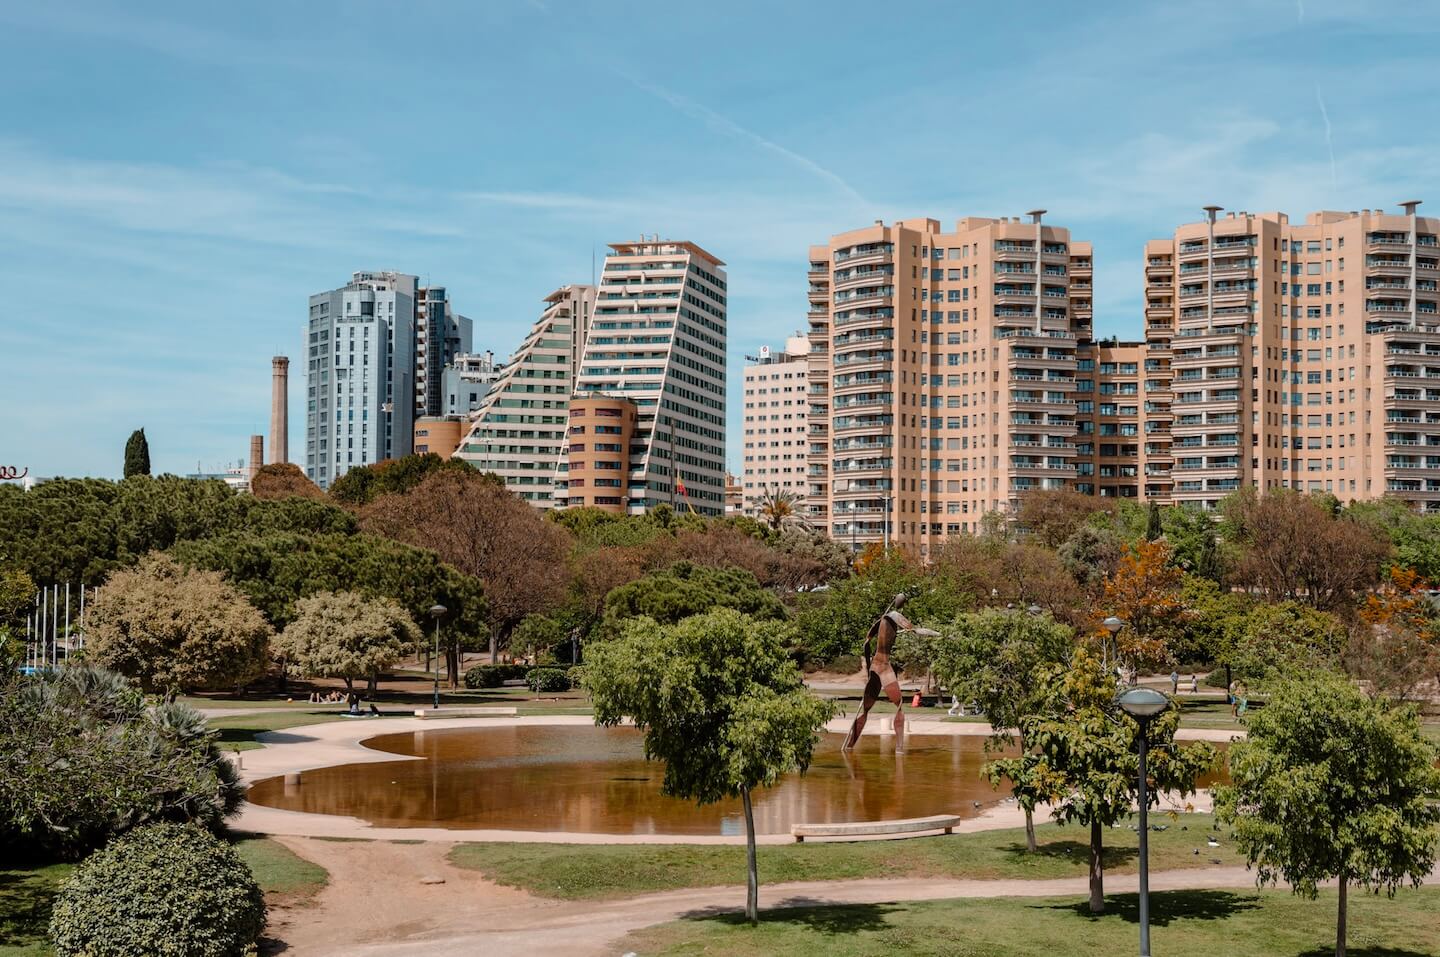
<box><xmin>791</xmin><ymin>813</ymin><xmax>962</xmax><ymax>843</ymax></box>
<box><xmin>411</xmin><ymin>706</ymin><xmax>518</xmax><ymax>719</ymax></box>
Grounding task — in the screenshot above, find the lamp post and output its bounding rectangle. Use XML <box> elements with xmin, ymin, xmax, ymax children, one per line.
<box><xmin>1102</xmin><ymin>615</ymin><xmax>1124</xmax><ymax>675</ymax></box>
<box><xmin>1117</xmin><ymin>685</ymin><xmax>1170</xmax><ymax>957</ymax></box>
<box><xmin>428</xmin><ymin>604</ymin><xmax>447</xmax><ymax>710</ymax></box>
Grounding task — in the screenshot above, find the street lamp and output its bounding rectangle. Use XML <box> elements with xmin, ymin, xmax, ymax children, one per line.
<box><xmin>1102</xmin><ymin>616</ymin><xmax>1124</xmax><ymax>674</ymax></box>
<box><xmin>428</xmin><ymin>604</ymin><xmax>447</xmax><ymax>710</ymax></box>
<box><xmin>1117</xmin><ymin>685</ymin><xmax>1170</xmax><ymax>957</ymax></box>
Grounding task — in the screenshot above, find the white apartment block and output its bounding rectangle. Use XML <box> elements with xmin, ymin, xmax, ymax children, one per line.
<box><xmin>305</xmin><ymin>271</ymin><xmax>418</xmax><ymax>490</ymax></box>
<box><xmin>742</xmin><ymin>334</ymin><xmax>811</xmax><ymax>515</ymax></box>
<box><xmin>566</xmin><ymin>239</ymin><xmax>728</xmax><ymax>516</ymax></box>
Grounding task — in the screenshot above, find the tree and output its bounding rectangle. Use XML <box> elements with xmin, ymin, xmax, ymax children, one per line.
<box><xmin>171</xmin><ymin>531</ymin><xmax>481</xmax><ymax>629</ymax></box>
<box><xmin>1221</xmin><ymin>489</ymin><xmax>1391</xmax><ymax>612</ymax></box>
<box><xmin>1215</xmin><ymin>672</ymin><xmax>1440</xmax><ymax>957</ymax></box>
<box><xmin>603</xmin><ymin>561</ymin><xmax>786</xmax><ymax>628</ymax></box>
<box><xmin>1164</xmin><ymin>507</ymin><xmax>1228</xmax><ymax>583</ymax></box>
<box><xmin>328</xmin><ymin>453</ymin><xmax>481</xmax><ymax>507</ymax></box>
<box><xmin>1177</xmin><ymin>574</ymin><xmax>1253</xmax><ymax>672</ymax></box>
<box><xmin>276</xmin><ymin>591</ymin><xmax>419</xmax><ymax>693</ymax></box>
<box><xmin>123</xmin><ymin>428</ymin><xmax>150</xmax><ymax>478</ymax></box>
<box><xmin>585</xmin><ymin>610</ymin><xmax>835</xmax><ymax>924</ymax></box>
<box><xmin>927</xmin><ymin>609</ymin><xmax>1075</xmax><ymax>851</ymax></box>
<box><xmin>791</xmin><ymin>550</ymin><xmax>968</xmax><ymax>666</ymax></box>
<box><xmin>1102</xmin><ymin>539</ymin><xmax>1188</xmax><ymax>670</ymax></box>
<box><xmin>756</xmin><ymin>486</ymin><xmax>801</xmax><ymax>532</ymax></box>
<box><xmin>1144</xmin><ymin>502</ymin><xmax>1163</xmax><ymax>542</ymax></box>
<box><xmin>1346</xmin><ymin>566</ymin><xmax>1440</xmax><ymax>699</ymax></box>
<box><xmin>249</xmin><ymin>463</ymin><xmax>324</xmax><ymax>500</ymax></box>
<box><xmin>1024</xmin><ymin>647</ymin><xmax>1217</xmax><ymax>913</ymax></box>
<box><xmin>0</xmin><ymin>476</ymin><xmax>354</xmax><ymax>587</ymax></box>
<box><xmin>0</xmin><ymin>566</ymin><xmax>34</xmax><ymax>636</ymax></box>
<box><xmin>86</xmin><ymin>555</ymin><xmax>272</xmax><ymax>697</ymax></box>
<box><xmin>1017</xmin><ymin>489</ymin><xmax>1117</xmax><ymax>549</ymax></box>
<box><xmin>361</xmin><ymin>469</ymin><xmax>571</xmax><ymax>664</ymax></box>
<box><xmin>1225</xmin><ymin>601</ymin><xmax>1347</xmax><ymax>689</ymax></box>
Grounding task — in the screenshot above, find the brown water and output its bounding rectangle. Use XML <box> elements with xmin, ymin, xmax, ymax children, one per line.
<box><xmin>248</xmin><ymin>726</ymin><xmax>1229</xmax><ymax>836</ymax></box>
<box><xmin>247</xmin><ymin>726</ymin><xmax>1025</xmax><ymax>835</ymax></box>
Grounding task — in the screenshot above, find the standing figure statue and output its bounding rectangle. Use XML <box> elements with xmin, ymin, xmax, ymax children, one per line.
<box><xmin>842</xmin><ymin>593</ymin><xmax>939</xmax><ymax>754</ymax></box>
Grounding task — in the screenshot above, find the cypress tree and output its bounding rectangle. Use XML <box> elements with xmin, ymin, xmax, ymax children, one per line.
<box><xmin>1144</xmin><ymin>501</ymin><xmax>1162</xmax><ymax>542</ymax></box>
<box><xmin>123</xmin><ymin>429</ymin><xmax>151</xmax><ymax>478</ymax></box>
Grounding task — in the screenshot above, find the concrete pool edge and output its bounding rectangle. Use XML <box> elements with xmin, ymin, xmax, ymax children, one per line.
<box><xmin>232</xmin><ymin>714</ymin><xmax>1233</xmax><ymax>846</ymax></box>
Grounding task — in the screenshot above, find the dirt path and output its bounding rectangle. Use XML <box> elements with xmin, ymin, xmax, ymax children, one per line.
<box><xmin>265</xmin><ymin>837</ymin><xmax>1257</xmax><ymax>957</ymax></box>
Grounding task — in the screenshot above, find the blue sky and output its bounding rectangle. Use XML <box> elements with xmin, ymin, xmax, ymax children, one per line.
<box><xmin>2</xmin><ymin>0</ymin><xmax>1438</xmax><ymax>479</ymax></box>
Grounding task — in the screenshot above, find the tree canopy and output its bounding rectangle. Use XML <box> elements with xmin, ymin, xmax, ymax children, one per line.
<box><xmin>1024</xmin><ymin>648</ymin><xmax>1217</xmax><ymax>914</ymax></box>
<box><xmin>276</xmin><ymin>591</ymin><xmax>419</xmax><ymax>692</ymax></box>
<box><xmin>123</xmin><ymin>428</ymin><xmax>150</xmax><ymax>479</ymax></box>
<box><xmin>85</xmin><ymin>555</ymin><xmax>272</xmax><ymax>697</ymax></box>
<box><xmin>585</xmin><ymin>609</ymin><xmax>834</xmax><ymax>923</ymax></box>
<box><xmin>1215</xmin><ymin>672</ymin><xmax>1440</xmax><ymax>957</ymax></box>
<box><xmin>603</xmin><ymin>561</ymin><xmax>786</xmax><ymax>627</ymax></box>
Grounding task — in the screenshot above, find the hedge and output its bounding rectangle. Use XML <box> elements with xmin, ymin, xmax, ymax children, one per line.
<box><xmin>50</xmin><ymin>822</ymin><xmax>266</xmax><ymax>957</ymax></box>
<box><xmin>525</xmin><ymin>667</ymin><xmax>571</xmax><ymax>693</ymax></box>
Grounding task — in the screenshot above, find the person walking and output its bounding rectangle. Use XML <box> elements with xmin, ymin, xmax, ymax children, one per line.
<box><xmin>1170</xmin><ymin>670</ymin><xmax>1180</xmax><ymax>695</ymax></box>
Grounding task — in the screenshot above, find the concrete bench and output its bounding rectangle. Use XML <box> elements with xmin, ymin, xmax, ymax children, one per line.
<box><xmin>792</xmin><ymin>814</ymin><xmax>962</xmax><ymax>843</ymax></box>
<box><xmin>411</xmin><ymin>707</ymin><xmax>518</xmax><ymax>719</ymax></box>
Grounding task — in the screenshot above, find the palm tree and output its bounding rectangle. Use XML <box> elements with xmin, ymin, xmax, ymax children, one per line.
<box><xmin>757</xmin><ymin>487</ymin><xmax>800</xmax><ymax>532</ymax></box>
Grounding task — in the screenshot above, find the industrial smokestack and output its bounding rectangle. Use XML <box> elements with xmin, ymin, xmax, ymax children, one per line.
<box><xmin>270</xmin><ymin>356</ymin><xmax>289</xmax><ymax>464</ymax></box>
<box><xmin>248</xmin><ymin>435</ymin><xmax>264</xmax><ymax>487</ymax></box>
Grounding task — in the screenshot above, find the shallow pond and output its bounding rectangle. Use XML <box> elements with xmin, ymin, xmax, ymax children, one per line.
<box><xmin>246</xmin><ymin>725</ymin><xmax>1226</xmax><ymax>836</ymax></box>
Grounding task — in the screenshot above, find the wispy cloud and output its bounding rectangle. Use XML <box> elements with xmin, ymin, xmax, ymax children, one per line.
<box><xmin>1314</xmin><ymin>85</ymin><xmax>1337</xmax><ymax>190</ymax></box>
<box><xmin>621</xmin><ymin>74</ymin><xmax>871</xmax><ymax>209</ymax></box>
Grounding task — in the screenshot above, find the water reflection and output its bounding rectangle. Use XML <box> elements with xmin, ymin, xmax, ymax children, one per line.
<box><xmin>248</xmin><ymin>726</ymin><xmax>1021</xmax><ymax>835</ymax></box>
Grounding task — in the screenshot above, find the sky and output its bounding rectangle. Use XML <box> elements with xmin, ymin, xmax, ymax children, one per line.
<box><xmin>2</xmin><ymin>0</ymin><xmax>1438</xmax><ymax>479</ymax></box>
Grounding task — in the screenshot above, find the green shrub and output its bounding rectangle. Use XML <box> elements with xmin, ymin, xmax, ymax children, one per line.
<box><xmin>1</xmin><ymin>666</ymin><xmax>244</xmax><ymax>859</ymax></box>
<box><xmin>463</xmin><ymin>664</ymin><xmax>528</xmax><ymax>689</ymax></box>
<box><xmin>526</xmin><ymin>667</ymin><xmax>571</xmax><ymax>693</ymax></box>
<box><xmin>50</xmin><ymin>822</ymin><xmax>266</xmax><ymax>957</ymax></box>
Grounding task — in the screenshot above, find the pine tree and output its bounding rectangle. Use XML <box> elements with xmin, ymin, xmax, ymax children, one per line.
<box><xmin>123</xmin><ymin>429</ymin><xmax>150</xmax><ymax>478</ymax></box>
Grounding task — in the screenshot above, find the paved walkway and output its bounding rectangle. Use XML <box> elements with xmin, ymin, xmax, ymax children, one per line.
<box><xmin>264</xmin><ymin>833</ymin><xmax>1257</xmax><ymax>957</ymax></box>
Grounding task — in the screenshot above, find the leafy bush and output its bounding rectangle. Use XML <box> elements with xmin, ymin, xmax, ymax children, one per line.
<box><xmin>463</xmin><ymin>663</ymin><xmax>528</xmax><ymax>689</ymax></box>
<box><xmin>526</xmin><ymin>667</ymin><xmax>571</xmax><ymax>693</ymax></box>
<box><xmin>0</xmin><ymin>666</ymin><xmax>243</xmax><ymax>858</ymax></box>
<box><xmin>50</xmin><ymin>822</ymin><xmax>266</xmax><ymax>957</ymax></box>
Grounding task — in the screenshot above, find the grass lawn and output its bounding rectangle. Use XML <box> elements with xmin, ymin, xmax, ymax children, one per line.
<box><xmin>231</xmin><ymin>836</ymin><xmax>329</xmax><ymax>905</ymax></box>
<box><xmin>0</xmin><ymin>863</ymin><xmax>71</xmax><ymax>957</ymax></box>
<box><xmin>449</xmin><ymin>812</ymin><xmax>1246</xmax><ymax>901</ymax></box>
<box><xmin>0</xmin><ymin>837</ymin><xmax>326</xmax><ymax>957</ymax></box>
<box><xmin>621</xmin><ymin>886</ymin><xmax>1440</xmax><ymax>957</ymax></box>
<box><xmin>207</xmin><ymin>709</ymin><xmax>382</xmax><ymax>751</ymax></box>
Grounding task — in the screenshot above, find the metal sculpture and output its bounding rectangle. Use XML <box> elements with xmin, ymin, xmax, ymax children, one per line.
<box><xmin>841</xmin><ymin>593</ymin><xmax>939</xmax><ymax>754</ymax></box>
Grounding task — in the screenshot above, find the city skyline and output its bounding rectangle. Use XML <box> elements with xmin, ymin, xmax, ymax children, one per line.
<box><xmin>3</xmin><ymin>2</ymin><xmax>1439</xmax><ymax>478</ymax></box>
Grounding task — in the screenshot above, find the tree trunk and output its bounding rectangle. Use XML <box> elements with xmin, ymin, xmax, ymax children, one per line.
<box><xmin>1024</xmin><ymin>807</ymin><xmax>1037</xmax><ymax>853</ymax></box>
<box><xmin>741</xmin><ymin>786</ymin><xmax>759</xmax><ymax>926</ymax></box>
<box><xmin>1088</xmin><ymin>819</ymin><xmax>1105</xmax><ymax>914</ymax></box>
<box><xmin>489</xmin><ymin>628</ymin><xmax>499</xmax><ymax>665</ymax></box>
<box><xmin>446</xmin><ymin>645</ymin><xmax>460</xmax><ymax>689</ymax></box>
<box><xmin>343</xmin><ymin>676</ymin><xmax>354</xmax><ymax>693</ymax></box>
<box><xmin>1336</xmin><ymin>873</ymin><xmax>1347</xmax><ymax>957</ymax></box>
<box><xmin>366</xmin><ymin>672</ymin><xmax>377</xmax><ymax>697</ymax></box>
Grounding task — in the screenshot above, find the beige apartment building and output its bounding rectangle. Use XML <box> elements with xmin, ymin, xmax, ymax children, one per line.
<box><xmin>805</xmin><ymin>204</ymin><xmax>1440</xmax><ymax>554</ymax></box>
<box><xmin>1143</xmin><ymin>204</ymin><xmax>1440</xmax><ymax>513</ymax></box>
<box><xmin>741</xmin><ymin>334</ymin><xmax>811</xmax><ymax>516</ymax></box>
<box><xmin>807</xmin><ymin>214</ymin><xmax>1094</xmax><ymax>556</ymax></box>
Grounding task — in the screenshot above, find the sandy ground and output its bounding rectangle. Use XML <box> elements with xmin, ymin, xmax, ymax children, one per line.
<box><xmin>264</xmin><ymin>834</ymin><xmax>1257</xmax><ymax>957</ymax></box>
